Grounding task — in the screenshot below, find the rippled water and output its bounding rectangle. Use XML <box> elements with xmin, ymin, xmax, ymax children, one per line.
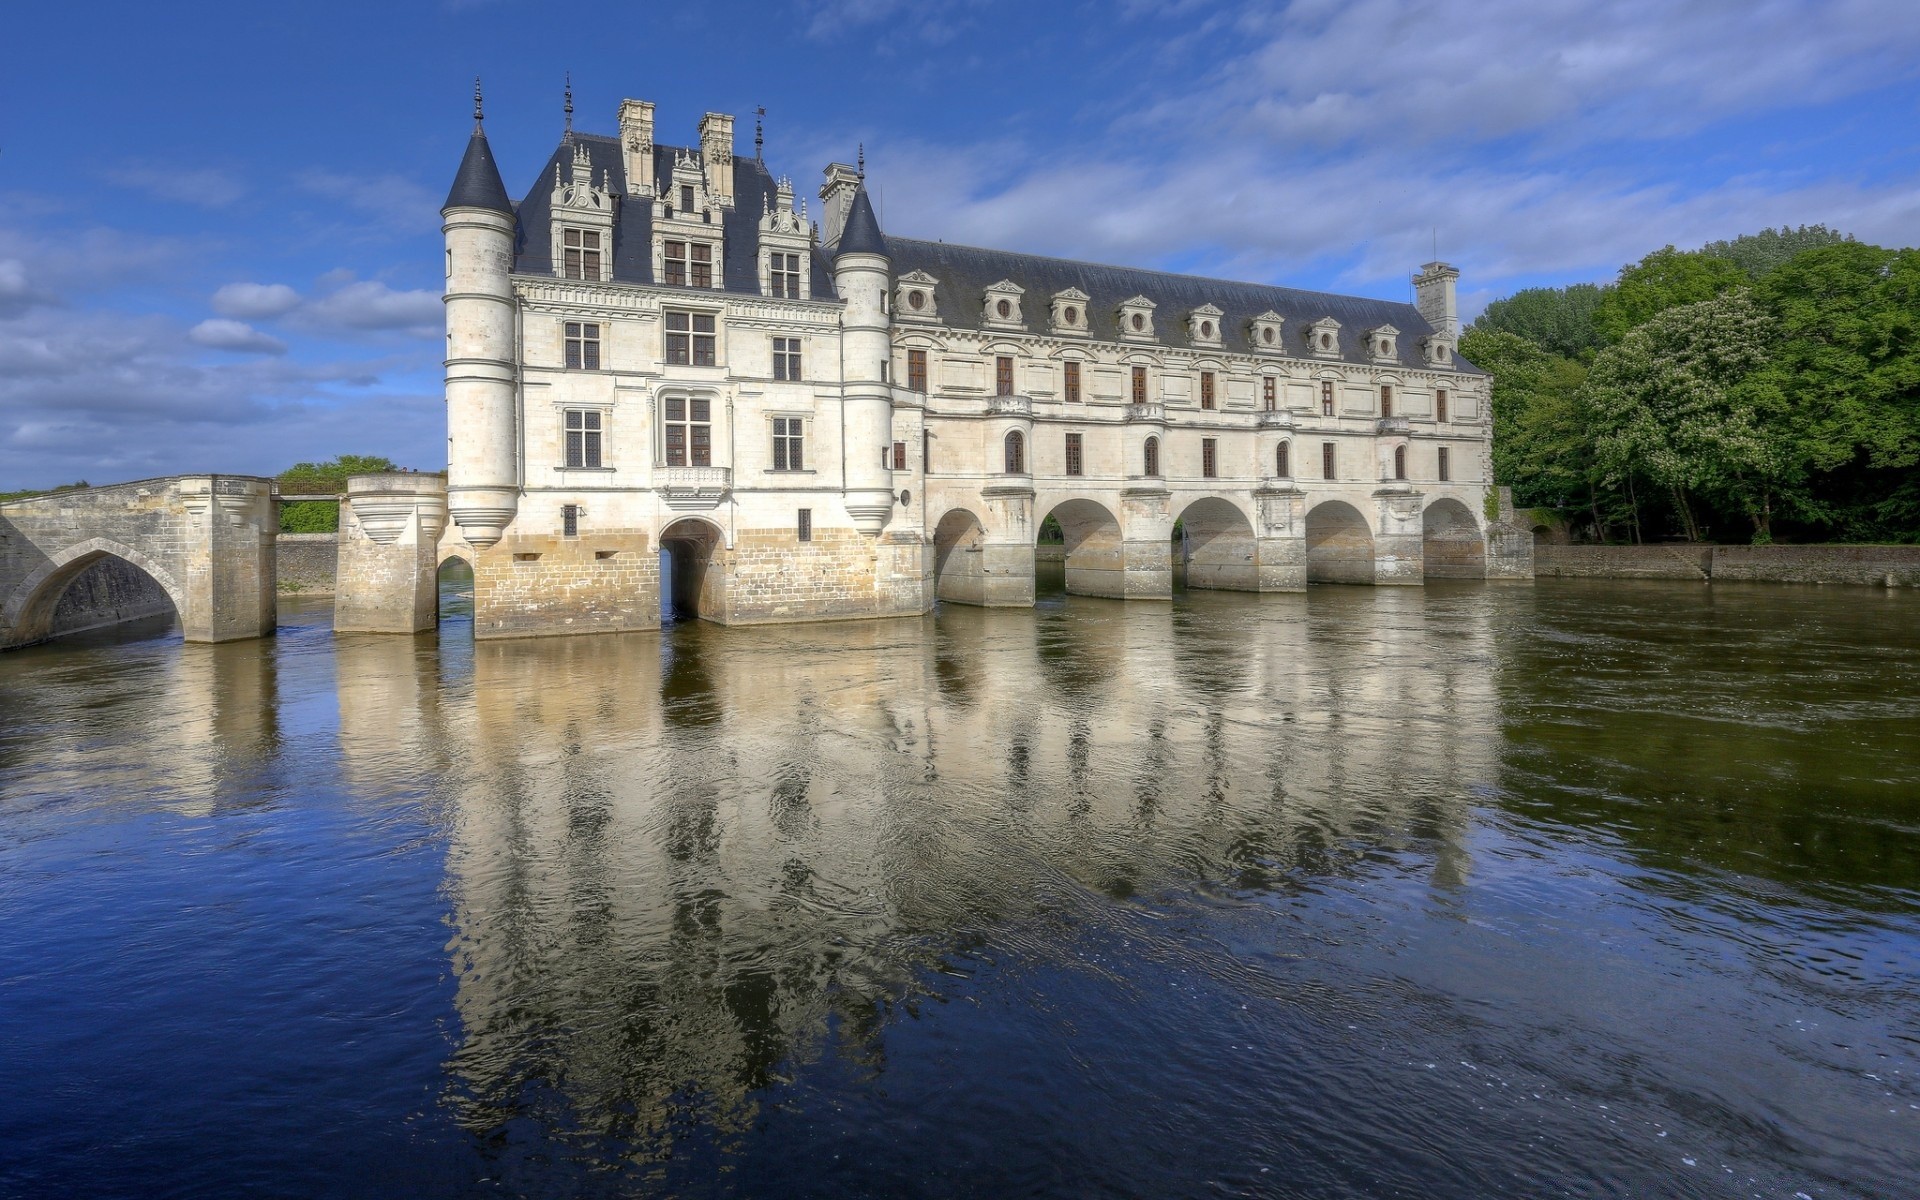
<box><xmin>2</xmin><ymin>578</ymin><xmax>1917</xmax><ymax>1199</ymax></box>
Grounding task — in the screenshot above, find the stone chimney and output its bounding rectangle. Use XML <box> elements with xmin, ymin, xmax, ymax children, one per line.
<box><xmin>1413</xmin><ymin>261</ymin><xmax>1460</xmax><ymax>341</ymax></box>
<box><xmin>698</xmin><ymin>112</ymin><xmax>735</xmax><ymax>207</ymax></box>
<box><xmin>819</xmin><ymin>162</ymin><xmax>860</xmax><ymax>246</ymax></box>
<box><xmin>619</xmin><ymin>99</ymin><xmax>654</xmax><ymax>197</ymax></box>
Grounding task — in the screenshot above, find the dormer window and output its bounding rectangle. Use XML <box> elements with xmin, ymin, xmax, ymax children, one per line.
<box><xmin>983</xmin><ymin>280</ymin><xmax>1026</xmax><ymax>330</ymax></box>
<box><xmin>1367</xmin><ymin>325</ymin><xmax>1399</xmax><ymax>362</ymax></box>
<box><xmin>768</xmin><ymin>251</ymin><xmax>802</xmax><ymax>299</ymax></box>
<box><xmin>1050</xmin><ymin>287</ymin><xmax>1089</xmax><ymax>336</ymax></box>
<box><xmin>680</xmin><ymin>184</ymin><xmax>694</xmax><ymax>212</ymax></box>
<box><xmin>1118</xmin><ymin>296</ymin><xmax>1157</xmax><ymax>342</ymax></box>
<box><xmin>1189</xmin><ymin>304</ymin><xmax>1223</xmax><ymax>347</ymax></box>
<box><xmin>664</xmin><ymin>240</ymin><xmax>714</xmax><ymax>288</ymax></box>
<box><xmin>895</xmin><ymin>270</ymin><xmax>940</xmax><ymax>322</ymax></box>
<box><xmin>1307</xmin><ymin>316</ymin><xmax>1342</xmax><ymax>358</ymax></box>
<box><xmin>1249</xmin><ymin>311</ymin><xmax>1285</xmax><ymax>353</ymax></box>
<box><xmin>562</xmin><ymin>229</ymin><xmax>603</xmax><ymax>281</ymax></box>
<box><xmin>1422</xmin><ymin>335</ymin><xmax>1454</xmax><ymax>367</ymax></box>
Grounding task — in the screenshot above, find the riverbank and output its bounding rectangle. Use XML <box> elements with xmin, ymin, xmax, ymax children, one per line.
<box><xmin>1535</xmin><ymin>542</ymin><xmax>1920</xmax><ymax>586</ymax></box>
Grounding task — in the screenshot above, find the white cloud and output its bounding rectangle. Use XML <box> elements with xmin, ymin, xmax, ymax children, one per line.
<box><xmin>0</xmin><ymin>259</ymin><xmax>38</xmax><ymax>318</ymax></box>
<box><xmin>211</xmin><ymin>282</ymin><xmax>302</xmax><ymax>320</ymax></box>
<box><xmin>298</xmin><ymin>170</ymin><xmax>442</xmax><ymax>232</ymax></box>
<box><xmin>188</xmin><ymin>318</ymin><xmax>288</xmax><ymax>356</ymax></box>
<box><xmin>296</xmin><ymin>279</ymin><xmax>442</xmax><ymax>337</ymax></box>
<box><xmin>102</xmin><ymin>163</ymin><xmax>247</xmax><ymax>208</ymax></box>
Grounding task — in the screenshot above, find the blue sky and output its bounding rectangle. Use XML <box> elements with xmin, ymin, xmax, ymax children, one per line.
<box><xmin>3</xmin><ymin>0</ymin><xmax>1917</xmax><ymax>490</ymax></box>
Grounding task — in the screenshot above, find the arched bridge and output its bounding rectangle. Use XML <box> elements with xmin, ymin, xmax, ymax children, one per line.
<box><xmin>0</xmin><ymin>476</ymin><xmax>278</xmax><ymax>649</ymax></box>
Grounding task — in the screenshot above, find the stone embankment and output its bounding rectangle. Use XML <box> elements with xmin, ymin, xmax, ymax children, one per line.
<box><xmin>276</xmin><ymin>533</ymin><xmax>340</xmax><ymax>595</ymax></box>
<box><xmin>1535</xmin><ymin>544</ymin><xmax>1920</xmax><ymax>586</ymax></box>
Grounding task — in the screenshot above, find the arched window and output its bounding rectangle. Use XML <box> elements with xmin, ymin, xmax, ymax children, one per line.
<box><xmin>1393</xmin><ymin>445</ymin><xmax>1407</xmax><ymax>480</ymax></box>
<box><xmin>1276</xmin><ymin>441</ymin><xmax>1290</xmax><ymax>478</ymax></box>
<box><xmin>1004</xmin><ymin>430</ymin><xmax>1025</xmax><ymax>474</ymax></box>
<box><xmin>1143</xmin><ymin>436</ymin><xmax>1160</xmax><ymax>476</ymax></box>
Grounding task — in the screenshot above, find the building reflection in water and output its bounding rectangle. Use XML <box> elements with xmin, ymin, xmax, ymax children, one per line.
<box><xmin>330</xmin><ymin>587</ymin><xmax>1500</xmax><ymax>1163</ymax></box>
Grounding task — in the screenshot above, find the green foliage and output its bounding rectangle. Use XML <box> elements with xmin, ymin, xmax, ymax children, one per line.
<box><xmin>0</xmin><ymin>481</ymin><xmax>89</xmax><ymax>503</ymax></box>
<box><xmin>1038</xmin><ymin>514</ymin><xmax>1064</xmax><ymax>544</ymax></box>
<box><xmin>1470</xmin><ymin>283</ymin><xmax>1607</xmax><ymax>359</ymax></box>
<box><xmin>1701</xmin><ymin>224</ymin><xmax>1851</xmax><ymax>279</ymax></box>
<box><xmin>1461</xmin><ymin>328</ymin><xmax>1591</xmax><ymax>512</ymax></box>
<box><xmin>1593</xmin><ymin>246</ymin><xmax>1748</xmax><ymax>343</ymax></box>
<box><xmin>274</xmin><ymin>454</ymin><xmax>399</xmax><ymax>533</ymax></box>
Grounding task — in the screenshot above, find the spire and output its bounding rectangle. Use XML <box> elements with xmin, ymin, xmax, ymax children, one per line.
<box><xmin>563</xmin><ymin>73</ymin><xmax>574</xmax><ymax>142</ymax></box>
<box><xmin>857</xmin><ymin>143</ymin><xmax>866</xmax><ymax>181</ymax></box>
<box><xmin>835</xmin><ymin>182</ymin><xmax>887</xmax><ymax>259</ymax></box>
<box><xmin>755</xmin><ymin>106</ymin><xmax>765</xmax><ymax>160</ymax></box>
<box><xmin>445</xmin><ymin>83</ymin><xmax>513</xmax><ymax>215</ymax></box>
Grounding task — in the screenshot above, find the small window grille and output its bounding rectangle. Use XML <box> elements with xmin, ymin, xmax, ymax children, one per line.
<box><xmin>663</xmin><ymin>240</ymin><xmax>687</xmax><ymax>287</ymax></box>
<box><xmin>1436</xmin><ymin>389</ymin><xmax>1449</xmax><ymax>423</ymax></box>
<box><xmin>1263</xmin><ymin>377</ymin><xmax>1276</xmax><ymax>411</ymax></box>
<box><xmin>690</xmin><ymin>242</ymin><xmax>713</xmax><ymax>288</ymax></box>
<box><xmin>797</xmin><ymin>508</ymin><xmax>812</xmax><ymax>542</ymax></box>
<box><xmin>907</xmin><ymin>348</ymin><xmax>928</xmax><ymax>393</ymax></box>
<box><xmin>1201</xmin><ymin>437</ymin><xmax>1217</xmax><ymax>479</ymax></box>
<box><xmin>1381</xmin><ymin>385</ymin><xmax>1393</xmax><ymax>418</ymax></box>
<box><xmin>680</xmin><ymin>184</ymin><xmax>695</xmax><ymax>211</ymax></box>
<box><xmin>562</xmin><ymin>228</ymin><xmax>601</xmax><ymax>280</ymax></box>
<box><xmin>1322</xmin><ymin>441</ymin><xmax>1336</xmax><ymax>479</ymax></box>
<box><xmin>1276</xmin><ymin>441</ymin><xmax>1290</xmax><ymax>477</ymax></box>
<box><xmin>773</xmin><ymin>337</ymin><xmax>802</xmax><ymax>381</ymax></box>
<box><xmin>995</xmin><ymin>356</ymin><xmax>1015</xmax><ymax>397</ymax></box>
<box><xmin>1004</xmin><ymin>430</ymin><xmax>1025</xmax><ymax>474</ymax></box>
<box><xmin>564</xmin><ymin>322</ymin><xmax>600</xmax><ymax>370</ymax></box>
<box><xmin>562</xmin><ymin>504</ymin><xmax>579</xmax><ymax>537</ymax></box>
<box><xmin>564</xmin><ymin>410</ymin><xmax>602</xmax><ymax>469</ymax></box>
<box><xmin>773</xmin><ymin>417</ymin><xmax>804</xmax><ymax>471</ymax></box>
<box><xmin>892</xmin><ymin>441</ymin><xmax>907</xmax><ymax>471</ymax></box>
<box><xmin>1321</xmin><ymin>381</ymin><xmax>1335</xmax><ymax>416</ymax></box>
<box><xmin>1143</xmin><ymin>436</ymin><xmax>1159</xmax><ymax>476</ymax></box>
<box><xmin>1394</xmin><ymin>445</ymin><xmax>1407</xmax><ymax>480</ymax></box>
<box><xmin>1131</xmin><ymin>366</ymin><xmax>1147</xmax><ymax>404</ymax></box>
<box><xmin>1064</xmin><ymin>361</ymin><xmax>1081</xmax><ymax>403</ymax></box>
<box><xmin>1200</xmin><ymin>371</ymin><xmax>1216</xmax><ymax>409</ymax></box>
<box><xmin>1065</xmin><ymin>433</ymin><xmax>1083</xmax><ymax>477</ymax></box>
<box><xmin>1438</xmin><ymin>447</ymin><xmax>1450</xmax><ymax>482</ymax></box>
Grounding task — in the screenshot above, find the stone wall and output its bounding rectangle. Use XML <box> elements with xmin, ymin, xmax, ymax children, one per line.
<box><xmin>276</xmin><ymin>532</ymin><xmax>338</xmax><ymax>594</ymax></box>
<box><xmin>473</xmin><ymin>530</ymin><xmax>660</xmax><ymax>639</ymax></box>
<box><xmin>1535</xmin><ymin>543</ymin><xmax>1920</xmax><ymax>585</ymax></box>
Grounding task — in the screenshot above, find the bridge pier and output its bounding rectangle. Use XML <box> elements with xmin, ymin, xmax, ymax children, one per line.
<box><xmin>333</xmin><ymin>473</ymin><xmax>449</xmax><ymax>634</ymax></box>
<box><xmin>1372</xmin><ymin>485</ymin><xmax>1427</xmax><ymax>585</ymax></box>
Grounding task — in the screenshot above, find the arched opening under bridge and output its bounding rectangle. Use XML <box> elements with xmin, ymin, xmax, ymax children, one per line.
<box><xmin>1422</xmin><ymin>499</ymin><xmax>1486</xmax><ymax>579</ymax></box>
<box><xmin>932</xmin><ymin>508</ymin><xmax>990</xmax><ymax>605</ymax></box>
<box><xmin>1305</xmin><ymin>500</ymin><xmax>1376</xmax><ymax>585</ymax></box>
<box><xmin>659</xmin><ymin>518</ymin><xmax>725</xmax><ymax>623</ymax></box>
<box><xmin>1175</xmin><ymin>497</ymin><xmax>1259</xmax><ymax>592</ymax></box>
<box><xmin>436</xmin><ymin>554</ymin><xmax>475</xmax><ymax>625</ymax></box>
<box><xmin>1</xmin><ymin>541</ymin><xmax>181</xmax><ymax>649</ymax></box>
<box><xmin>1038</xmin><ymin>498</ymin><xmax>1125</xmax><ymax>599</ymax></box>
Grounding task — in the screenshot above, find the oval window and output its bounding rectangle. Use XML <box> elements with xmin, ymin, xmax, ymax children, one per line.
<box><xmin>996</xmin><ymin>299</ymin><xmax>1011</xmax><ymax>318</ymax></box>
<box><xmin>908</xmin><ymin>290</ymin><xmax>925</xmax><ymax>310</ymax></box>
<box><xmin>1064</xmin><ymin>306</ymin><xmax>1078</xmax><ymax>325</ymax></box>
<box><xmin>1262</xmin><ymin>327</ymin><xmax>1275</xmax><ymax>344</ymax></box>
<box><xmin>1200</xmin><ymin>320</ymin><xmax>1214</xmax><ymax>338</ymax></box>
<box><xmin>1321</xmin><ymin>333</ymin><xmax>1332</xmax><ymax>349</ymax></box>
<box><xmin>1131</xmin><ymin>313</ymin><xmax>1145</xmax><ymax>332</ymax></box>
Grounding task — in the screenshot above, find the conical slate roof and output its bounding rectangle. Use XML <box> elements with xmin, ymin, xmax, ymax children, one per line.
<box><xmin>835</xmin><ymin>185</ymin><xmax>888</xmax><ymax>259</ymax></box>
<box><xmin>444</xmin><ymin>129</ymin><xmax>513</xmax><ymax>214</ymax></box>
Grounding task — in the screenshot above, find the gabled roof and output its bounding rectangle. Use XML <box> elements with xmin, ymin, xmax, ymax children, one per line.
<box><xmin>885</xmin><ymin>238</ymin><xmax>1481</xmax><ymax>373</ymax></box>
<box><xmin>834</xmin><ymin>185</ymin><xmax>888</xmax><ymax>259</ymax></box>
<box><xmin>445</xmin><ymin>130</ymin><xmax>513</xmax><ymax>214</ymax></box>
<box><xmin>508</xmin><ymin>133</ymin><xmax>837</xmax><ymax>299</ymax></box>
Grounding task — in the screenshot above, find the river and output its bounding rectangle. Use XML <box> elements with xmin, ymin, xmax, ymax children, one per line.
<box><xmin>1</xmin><ymin>577</ymin><xmax>1916</xmax><ymax>1198</ymax></box>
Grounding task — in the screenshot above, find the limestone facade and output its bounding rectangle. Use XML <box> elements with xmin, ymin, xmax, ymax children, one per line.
<box><xmin>437</xmin><ymin>95</ymin><xmax>1521</xmax><ymax>638</ymax></box>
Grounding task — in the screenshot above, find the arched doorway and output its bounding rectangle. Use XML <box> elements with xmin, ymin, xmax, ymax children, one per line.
<box><xmin>1</xmin><ymin>543</ymin><xmax>182</xmax><ymax>649</ymax></box>
<box><xmin>437</xmin><ymin>555</ymin><xmax>474</xmax><ymax>624</ymax></box>
<box><xmin>1038</xmin><ymin>498</ymin><xmax>1125</xmax><ymax>599</ymax></box>
<box><xmin>1422</xmin><ymin>499</ymin><xmax>1486</xmax><ymax>579</ymax></box>
<box><xmin>1175</xmin><ymin>497</ymin><xmax>1258</xmax><ymax>591</ymax></box>
<box><xmin>1305</xmin><ymin>501</ymin><xmax>1375</xmax><ymax>584</ymax></box>
<box><xmin>932</xmin><ymin>508</ymin><xmax>989</xmax><ymax>605</ymax></box>
<box><xmin>659</xmin><ymin>518</ymin><xmax>725</xmax><ymax>623</ymax></box>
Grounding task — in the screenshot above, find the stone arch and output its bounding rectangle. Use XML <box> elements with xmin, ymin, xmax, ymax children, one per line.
<box><xmin>659</xmin><ymin>516</ymin><xmax>727</xmax><ymax>623</ymax></box>
<box><xmin>0</xmin><ymin>538</ymin><xmax>185</xmax><ymax>648</ymax></box>
<box><xmin>1532</xmin><ymin>524</ymin><xmax>1555</xmax><ymax>547</ymax></box>
<box><xmin>1174</xmin><ymin>496</ymin><xmax>1259</xmax><ymax>591</ymax></box>
<box><xmin>1037</xmin><ymin>497</ymin><xmax>1126</xmax><ymax>599</ymax></box>
<box><xmin>1305</xmin><ymin>499</ymin><xmax>1376</xmax><ymax>585</ymax></box>
<box><xmin>1422</xmin><ymin>498</ymin><xmax>1486</xmax><ymax>579</ymax></box>
<box><xmin>932</xmin><ymin>507</ymin><xmax>990</xmax><ymax>605</ymax></box>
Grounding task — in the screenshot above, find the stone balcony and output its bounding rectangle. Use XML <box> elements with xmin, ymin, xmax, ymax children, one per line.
<box><xmin>1126</xmin><ymin>402</ymin><xmax>1167</xmax><ymax>422</ymax></box>
<box><xmin>1377</xmin><ymin>416</ymin><xmax>1411</xmax><ymax>435</ymax></box>
<box><xmin>656</xmin><ymin>466</ymin><xmax>731</xmax><ymax>511</ymax></box>
<box><xmin>987</xmin><ymin>394</ymin><xmax>1033</xmax><ymax>417</ymax></box>
<box><xmin>1258</xmin><ymin>409</ymin><xmax>1295</xmax><ymax>429</ymax></box>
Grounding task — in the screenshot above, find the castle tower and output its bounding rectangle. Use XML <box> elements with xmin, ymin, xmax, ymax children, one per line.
<box><xmin>834</xmin><ymin>183</ymin><xmax>895</xmax><ymax>535</ymax></box>
<box><xmin>442</xmin><ymin>87</ymin><xmax>519</xmax><ymax>548</ymax></box>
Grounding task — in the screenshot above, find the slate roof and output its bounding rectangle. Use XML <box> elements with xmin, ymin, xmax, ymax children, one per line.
<box><xmin>445</xmin><ymin>129</ymin><xmax>513</xmax><ymax>214</ymax></box>
<box><xmin>508</xmin><ymin>133</ymin><xmax>837</xmax><ymax>299</ymax></box>
<box><xmin>886</xmin><ymin>237</ymin><xmax>1481</xmax><ymax>374</ymax></box>
<box><xmin>835</xmin><ymin>185</ymin><xmax>888</xmax><ymax>258</ymax></box>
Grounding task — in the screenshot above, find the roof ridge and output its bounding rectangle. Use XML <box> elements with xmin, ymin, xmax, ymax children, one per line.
<box><xmin>888</xmin><ymin>235</ymin><xmax>1416</xmax><ymax>311</ymax></box>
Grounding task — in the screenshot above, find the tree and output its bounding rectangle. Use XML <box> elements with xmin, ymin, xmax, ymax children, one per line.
<box><xmin>1701</xmin><ymin>225</ymin><xmax>1851</xmax><ymax>279</ymax></box>
<box><xmin>1469</xmin><ymin>283</ymin><xmax>1608</xmax><ymax>359</ymax></box>
<box><xmin>275</xmin><ymin>455</ymin><xmax>400</xmax><ymax>533</ymax></box>
<box><xmin>1592</xmin><ymin>246</ymin><xmax>1747</xmax><ymax>343</ymax></box>
<box><xmin>1584</xmin><ymin>291</ymin><xmax>1792</xmax><ymax>540</ymax></box>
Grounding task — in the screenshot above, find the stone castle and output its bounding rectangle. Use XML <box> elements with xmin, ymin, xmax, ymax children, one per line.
<box><xmin>419</xmin><ymin>89</ymin><xmax>1526</xmax><ymax>638</ymax></box>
